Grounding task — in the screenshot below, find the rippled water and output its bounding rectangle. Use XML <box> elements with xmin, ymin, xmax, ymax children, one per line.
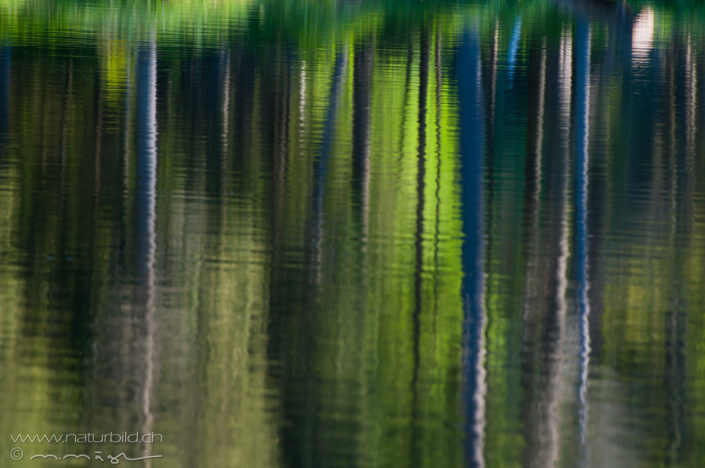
<box><xmin>1</xmin><ymin>0</ymin><xmax>705</xmax><ymax>466</ymax></box>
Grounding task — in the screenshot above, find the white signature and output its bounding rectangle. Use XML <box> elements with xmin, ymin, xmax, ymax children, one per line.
<box><xmin>29</xmin><ymin>451</ymin><xmax>162</xmax><ymax>464</ymax></box>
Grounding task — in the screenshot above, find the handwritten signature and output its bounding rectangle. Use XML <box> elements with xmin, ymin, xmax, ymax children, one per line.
<box><xmin>29</xmin><ymin>451</ymin><xmax>162</xmax><ymax>464</ymax></box>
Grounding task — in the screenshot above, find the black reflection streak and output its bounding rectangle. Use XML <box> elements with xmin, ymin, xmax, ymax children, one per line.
<box><xmin>0</xmin><ymin>43</ymin><xmax>9</xmax><ymax>160</ymax></box>
<box><xmin>410</xmin><ymin>28</ymin><xmax>430</xmax><ymax>465</ymax></box>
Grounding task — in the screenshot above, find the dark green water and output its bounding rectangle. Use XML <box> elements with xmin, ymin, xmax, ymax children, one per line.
<box><xmin>1</xmin><ymin>0</ymin><xmax>705</xmax><ymax>466</ymax></box>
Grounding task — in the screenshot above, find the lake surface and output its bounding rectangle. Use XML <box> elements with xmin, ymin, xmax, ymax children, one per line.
<box><xmin>1</xmin><ymin>0</ymin><xmax>705</xmax><ymax>466</ymax></box>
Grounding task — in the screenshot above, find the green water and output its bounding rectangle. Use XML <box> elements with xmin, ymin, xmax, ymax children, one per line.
<box><xmin>1</xmin><ymin>0</ymin><xmax>705</xmax><ymax>466</ymax></box>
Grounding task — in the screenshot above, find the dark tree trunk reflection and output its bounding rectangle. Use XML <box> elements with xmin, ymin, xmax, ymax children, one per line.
<box><xmin>0</xmin><ymin>44</ymin><xmax>9</xmax><ymax>160</ymax></box>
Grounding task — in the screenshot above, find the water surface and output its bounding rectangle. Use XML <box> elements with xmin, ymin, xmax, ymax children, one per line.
<box><xmin>1</xmin><ymin>0</ymin><xmax>705</xmax><ymax>466</ymax></box>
